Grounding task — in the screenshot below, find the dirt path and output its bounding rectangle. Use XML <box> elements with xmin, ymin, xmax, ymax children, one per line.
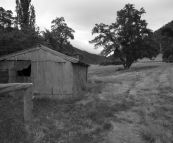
<box><xmin>89</xmin><ymin>63</ymin><xmax>173</xmax><ymax>143</ymax></box>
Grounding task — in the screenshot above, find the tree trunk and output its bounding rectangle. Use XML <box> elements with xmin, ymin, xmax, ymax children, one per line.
<box><xmin>123</xmin><ymin>60</ymin><xmax>133</xmax><ymax>70</ymax></box>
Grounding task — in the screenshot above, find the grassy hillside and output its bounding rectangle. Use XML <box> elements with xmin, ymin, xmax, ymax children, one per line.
<box><xmin>138</xmin><ymin>54</ymin><xmax>163</xmax><ymax>62</ymax></box>
<box><xmin>73</xmin><ymin>47</ymin><xmax>107</xmax><ymax>64</ymax></box>
<box><xmin>153</xmin><ymin>20</ymin><xmax>173</xmax><ymax>53</ymax></box>
<box><xmin>154</xmin><ymin>20</ymin><xmax>173</xmax><ymax>36</ymax></box>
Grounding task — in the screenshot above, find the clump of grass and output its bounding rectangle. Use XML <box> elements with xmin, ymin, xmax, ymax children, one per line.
<box><xmin>137</xmin><ymin>92</ymin><xmax>173</xmax><ymax>143</ymax></box>
<box><xmin>140</xmin><ymin>123</ymin><xmax>173</xmax><ymax>143</ymax></box>
<box><xmin>138</xmin><ymin>104</ymin><xmax>173</xmax><ymax>143</ymax></box>
<box><xmin>31</xmin><ymin>90</ymin><xmax>136</xmax><ymax>143</ymax></box>
<box><xmin>0</xmin><ymin>80</ymin><xmax>136</xmax><ymax>143</ymax></box>
<box><xmin>31</xmin><ymin>96</ymin><xmax>111</xmax><ymax>143</ymax></box>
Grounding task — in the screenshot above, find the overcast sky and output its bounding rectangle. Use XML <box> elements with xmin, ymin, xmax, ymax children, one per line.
<box><xmin>1</xmin><ymin>0</ymin><xmax>173</xmax><ymax>54</ymax></box>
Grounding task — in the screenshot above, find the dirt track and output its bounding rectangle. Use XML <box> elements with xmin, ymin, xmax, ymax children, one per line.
<box><xmin>89</xmin><ymin>63</ymin><xmax>173</xmax><ymax>143</ymax></box>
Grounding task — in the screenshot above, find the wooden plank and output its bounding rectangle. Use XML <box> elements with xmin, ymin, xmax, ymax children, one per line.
<box><xmin>0</xmin><ymin>62</ymin><xmax>9</xmax><ymax>70</ymax></box>
<box><xmin>31</xmin><ymin>62</ymin><xmax>37</xmax><ymax>93</ymax></box>
<box><xmin>64</xmin><ymin>62</ymin><xmax>73</xmax><ymax>94</ymax></box>
<box><xmin>72</xmin><ymin>64</ymin><xmax>77</xmax><ymax>95</ymax></box>
<box><xmin>41</xmin><ymin>61</ymin><xmax>48</xmax><ymax>94</ymax></box>
<box><xmin>53</xmin><ymin>63</ymin><xmax>62</xmax><ymax>95</ymax></box>
<box><xmin>24</xmin><ymin>86</ymin><xmax>33</xmax><ymax>142</ymax></box>
<box><xmin>35</xmin><ymin>62</ymin><xmax>44</xmax><ymax>94</ymax></box>
<box><xmin>0</xmin><ymin>61</ymin><xmax>14</xmax><ymax>70</ymax></box>
<box><xmin>45</xmin><ymin>61</ymin><xmax>53</xmax><ymax>94</ymax></box>
<box><xmin>0</xmin><ymin>70</ymin><xmax>8</xmax><ymax>83</ymax></box>
<box><xmin>72</xmin><ymin>64</ymin><xmax>88</xmax><ymax>96</ymax></box>
<box><xmin>60</xmin><ymin>63</ymin><xmax>65</xmax><ymax>95</ymax></box>
<box><xmin>50</xmin><ymin>62</ymin><xmax>55</xmax><ymax>96</ymax></box>
<box><xmin>53</xmin><ymin>63</ymin><xmax>65</xmax><ymax>96</ymax></box>
<box><xmin>0</xmin><ymin>83</ymin><xmax>33</xmax><ymax>93</ymax></box>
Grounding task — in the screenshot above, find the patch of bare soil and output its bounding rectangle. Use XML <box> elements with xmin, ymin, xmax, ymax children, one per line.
<box><xmin>89</xmin><ymin>63</ymin><xmax>173</xmax><ymax>143</ymax></box>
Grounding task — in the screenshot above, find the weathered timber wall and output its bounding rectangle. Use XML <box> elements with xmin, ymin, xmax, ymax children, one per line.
<box><xmin>72</xmin><ymin>63</ymin><xmax>88</xmax><ymax>95</ymax></box>
<box><xmin>0</xmin><ymin>70</ymin><xmax>8</xmax><ymax>83</ymax></box>
<box><xmin>31</xmin><ymin>61</ymin><xmax>73</xmax><ymax>98</ymax></box>
<box><xmin>0</xmin><ymin>48</ymin><xmax>88</xmax><ymax>99</ymax></box>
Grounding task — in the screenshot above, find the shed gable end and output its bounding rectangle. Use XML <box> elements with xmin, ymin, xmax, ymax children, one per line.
<box><xmin>1</xmin><ymin>49</ymin><xmax>66</xmax><ymax>62</ymax></box>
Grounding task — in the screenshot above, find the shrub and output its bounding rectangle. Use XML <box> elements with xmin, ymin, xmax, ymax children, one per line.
<box><xmin>99</xmin><ymin>59</ymin><xmax>123</xmax><ymax>66</ymax></box>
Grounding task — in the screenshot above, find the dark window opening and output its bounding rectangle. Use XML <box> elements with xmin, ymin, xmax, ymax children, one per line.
<box><xmin>17</xmin><ymin>64</ymin><xmax>31</xmax><ymax>77</ymax></box>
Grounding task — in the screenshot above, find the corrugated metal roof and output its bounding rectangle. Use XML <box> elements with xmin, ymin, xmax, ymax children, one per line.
<box><xmin>0</xmin><ymin>45</ymin><xmax>89</xmax><ymax>66</ymax></box>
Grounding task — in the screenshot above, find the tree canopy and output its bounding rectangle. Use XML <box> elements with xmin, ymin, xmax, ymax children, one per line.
<box><xmin>0</xmin><ymin>7</ymin><xmax>14</xmax><ymax>30</ymax></box>
<box><xmin>161</xmin><ymin>27</ymin><xmax>173</xmax><ymax>60</ymax></box>
<box><xmin>0</xmin><ymin>1</ymin><xmax>76</xmax><ymax>57</ymax></box>
<box><xmin>162</xmin><ymin>28</ymin><xmax>173</xmax><ymax>37</ymax></box>
<box><xmin>90</xmin><ymin>4</ymin><xmax>158</xmax><ymax>69</ymax></box>
<box><xmin>153</xmin><ymin>21</ymin><xmax>173</xmax><ymax>60</ymax></box>
<box><xmin>0</xmin><ymin>1</ymin><xmax>40</xmax><ymax>56</ymax></box>
<box><xmin>42</xmin><ymin>17</ymin><xmax>75</xmax><ymax>54</ymax></box>
<box><xmin>15</xmin><ymin>0</ymin><xmax>36</xmax><ymax>29</ymax></box>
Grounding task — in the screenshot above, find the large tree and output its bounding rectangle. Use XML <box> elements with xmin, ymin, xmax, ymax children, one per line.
<box><xmin>90</xmin><ymin>4</ymin><xmax>158</xmax><ymax>69</ymax></box>
<box><xmin>15</xmin><ymin>0</ymin><xmax>36</xmax><ymax>29</ymax></box>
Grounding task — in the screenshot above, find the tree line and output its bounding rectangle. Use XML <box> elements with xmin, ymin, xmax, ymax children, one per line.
<box><xmin>1</xmin><ymin>2</ymin><xmax>172</xmax><ymax>69</ymax></box>
<box><xmin>153</xmin><ymin>21</ymin><xmax>173</xmax><ymax>61</ymax></box>
<box><xmin>0</xmin><ymin>0</ymin><xmax>75</xmax><ymax>57</ymax></box>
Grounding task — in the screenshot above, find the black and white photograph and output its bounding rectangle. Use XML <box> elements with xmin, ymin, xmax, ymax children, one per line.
<box><xmin>0</xmin><ymin>0</ymin><xmax>173</xmax><ymax>142</ymax></box>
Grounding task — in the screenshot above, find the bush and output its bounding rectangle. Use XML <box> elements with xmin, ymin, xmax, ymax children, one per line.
<box><xmin>99</xmin><ymin>59</ymin><xmax>123</xmax><ymax>66</ymax></box>
<box><xmin>168</xmin><ymin>55</ymin><xmax>173</xmax><ymax>62</ymax></box>
<box><xmin>163</xmin><ymin>54</ymin><xmax>173</xmax><ymax>63</ymax></box>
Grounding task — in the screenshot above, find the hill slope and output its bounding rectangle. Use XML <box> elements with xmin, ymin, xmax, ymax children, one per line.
<box><xmin>153</xmin><ymin>20</ymin><xmax>173</xmax><ymax>52</ymax></box>
<box><xmin>73</xmin><ymin>47</ymin><xmax>107</xmax><ymax>64</ymax></box>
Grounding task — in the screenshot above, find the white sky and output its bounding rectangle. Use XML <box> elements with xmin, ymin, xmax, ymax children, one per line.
<box><xmin>1</xmin><ymin>0</ymin><xmax>173</xmax><ymax>54</ymax></box>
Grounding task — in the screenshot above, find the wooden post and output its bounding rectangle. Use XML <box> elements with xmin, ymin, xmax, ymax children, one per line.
<box><xmin>24</xmin><ymin>86</ymin><xmax>33</xmax><ymax>142</ymax></box>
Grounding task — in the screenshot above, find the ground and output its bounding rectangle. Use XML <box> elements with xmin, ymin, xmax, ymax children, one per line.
<box><xmin>1</xmin><ymin>59</ymin><xmax>173</xmax><ymax>143</ymax></box>
<box><xmin>89</xmin><ymin>62</ymin><xmax>173</xmax><ymax>143</ymax></box>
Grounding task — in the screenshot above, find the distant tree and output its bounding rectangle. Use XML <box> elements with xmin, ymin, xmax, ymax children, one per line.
<box><xmin>51</xmin><ymin>17</ymin><xmax>75</xmax><ymax>50</ymax></box>
<box><xmin>161</xmin><ymin>28</ymin><xmax>173</xmax><ymax>38</ymax></box>
<box><xmin>0</xmin><ymin>2</ymin><xmax>40</xmax><ymax>57</ymax></box>
<box><xmin>0</xmin><ymin>26</ymin><xmax>42</xmax><ymax>56</ymax></box>
<box><xmin>153</xmin><ymin>21</ymin><xmax>173</xmax><ymax>54</ymax></box>
<box><xmin>42</xmin><ymin>17</ymin><xmax>75</xmax><ymax>54</ymax></box>
<box><xmin>14</xmin><ymin>0</ymin><xmax>41</xmax><ymax>49</ymax></box>
<box><xmin>15</xmin><ymin>0</ymin><xmax>36</xmax><ymax>29</ymax></box>
<box><xmin>29</xmin><ymin>4</ymin><xmax>35</xmax><ymax>29</ymax></box>
<box><xmin>161</xmin><ymin>28</ymin><xmax>173</xmax><ymax>60</ymax></box>
<box><xmin>0</xmin><ymin>7</ymin><xmax>14</xmax><ymax>30</ymax></box>
<box><xmin>42</xmin><ymin>29</ymin><xmax>58</xmax><ymax>49</ymax></box>
<box><xmin>90</xmin><ymin>4</ymin><xmax>158</xmax><ymax>69</ymax></box>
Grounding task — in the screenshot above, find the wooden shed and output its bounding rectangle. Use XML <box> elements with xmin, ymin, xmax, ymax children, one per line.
<box><xmin>0</xmin><ymin>45</ymin><xmax>89</xmax><ymax>99</ymax></box>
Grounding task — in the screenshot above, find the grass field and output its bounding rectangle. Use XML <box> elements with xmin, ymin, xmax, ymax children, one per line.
<box><xmin>89</xmin><ymin>62</ymin><xmax>173</xmax><ymax>143</ymax></box>
<box><xmin>1</xmin><ymin>59</ymin><xmax>173</xmax><ymax>143</ymax></box>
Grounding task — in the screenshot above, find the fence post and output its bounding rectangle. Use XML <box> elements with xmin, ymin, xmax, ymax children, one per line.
<box><xmin>0</xmin><ymin>83</ymin><xmax>33</xmax><ymax>142</ymax></box>
<box><xmin>24</xmin><ymin>85</ymin><xmax>33</xmax><ymax>142</ymax></box>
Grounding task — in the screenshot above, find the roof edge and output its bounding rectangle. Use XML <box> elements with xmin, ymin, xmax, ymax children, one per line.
<box><xmin>0</xmin><ymin>45</ymin><xmax>89</xmax><ymax>66</ymax></box>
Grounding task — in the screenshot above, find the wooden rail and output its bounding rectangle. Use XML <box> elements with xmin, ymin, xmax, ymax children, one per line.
<box><xmin>0</xmin><ymin>83</ymin><xmax>33</xmax><ymax>142</ymax></box>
